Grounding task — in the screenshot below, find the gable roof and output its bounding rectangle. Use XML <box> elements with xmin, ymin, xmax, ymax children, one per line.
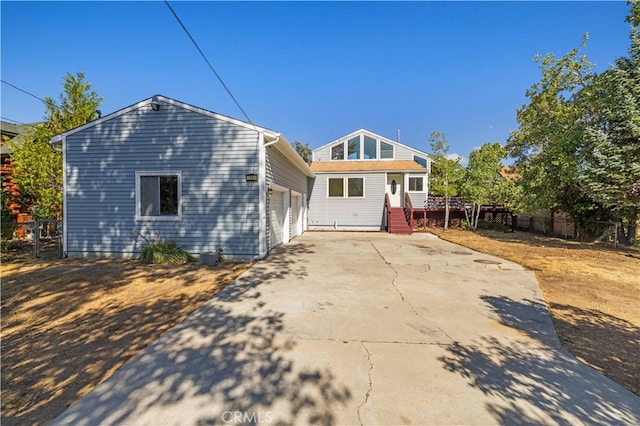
<box><xmin>311</xmin><ymin>160</ymin><xmax>426</xmax><ymax>173</ymax></box>
<box><xmin>313</xmin><ymin>128</ymin><xmax>430</xmax><ymax>159</ymax></box>
<box><xmin>50</xmin><ymin>94</ymin><xmax>314</xmax><ymax>178</ymax></box>
<box><xmin>51</xmin><ymin>94</ymin><xmax>279</xmax><ymax>141</ymax></box>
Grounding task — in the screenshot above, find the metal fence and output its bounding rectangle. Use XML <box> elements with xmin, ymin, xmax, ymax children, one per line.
<box><xmin>1</xmin><ymin>219</ymin><xmax>63</xmax><ymax>258</ymax></box>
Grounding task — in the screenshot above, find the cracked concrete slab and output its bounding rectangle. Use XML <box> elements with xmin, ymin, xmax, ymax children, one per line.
<box><xmin>53</xmin><ymin>232</ymin><xmax>640</xmax><ymax>426</ymax></box>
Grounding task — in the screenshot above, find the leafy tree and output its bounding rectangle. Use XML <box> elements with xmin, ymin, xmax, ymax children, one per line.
<box><xmin>506</xmin><ymin>34</ymin><xmax>596</xmax><ymax>222</ymax></box>
<box><xmin>461</xmin><ymin>142</ymin><xmax>507</xmax><ymax>230</ymax></box>
<box><xmin>575</xmin><ymin>2</ymin><xmax>640</xmax><ymax>244</ymax></box>
<box><xmin>9</xmin><ymin>72</ymin><xmax>102</xmax><ymax>219</ymax></box>
<box><xmin>292</xmin><ymin>140</ymin><xmax>312</xmax><ymax>164</ymax></box>
<box><xmin>428</xmin><ymin>131</ymin><xmax>465</xmax><ymax>230</ymax></box>
<box><xmin>507</xmin><ymin>1</ymin><xmax>640</xmax><ymax>244</ymax></box>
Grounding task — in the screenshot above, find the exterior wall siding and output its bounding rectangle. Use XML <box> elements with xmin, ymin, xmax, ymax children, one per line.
<box><xmin>64</xmin><ymin>102</ymin><xmax>261</xmax><ymax>259</ymax></box>
<box><xmin>313</xmin><ymin>144</ymin><xmax>333</xmax><ymax>163</ymax></box>
<box><xmin>407</xmin><ymin>172</ymin><xmax>429</xmax><ymax>208</ymax></box>
<box><xmin>308</xmin><ymin>172</ymin><xmax>386</xmax><ymax>230</ymax></box>
<box><xmin>266</xmin><ymin>145</ymin><xmax>308</xmax><ymax>195</ymax></box>
<box><xmin>265</xmin><ymin>145</ymin><xmax>310</xmax><ymax>245</ymax></box>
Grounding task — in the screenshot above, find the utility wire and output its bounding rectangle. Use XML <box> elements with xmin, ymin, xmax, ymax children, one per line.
<box><xmin>0</xmin><ymin>116</ymin><xmax>26</xmax><ymax>125</ymax></box>
<box><xmin>1</xmin><ymin>79</ymin><xmax>47</xmax><ymax>104</ymax></box>
<box><xmin>164</xmin><ymin>0</ymin><xmax>255</xmax><ymax>126</ymax></box>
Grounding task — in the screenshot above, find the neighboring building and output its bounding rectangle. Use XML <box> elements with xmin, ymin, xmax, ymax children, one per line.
<box><xmin>52</xmin><ymin>95</ymin><xmax>313</xmax><ymax>260</ymax></box>
<box><xmin>308</xmin><ymin>129</ymin><xmax>431</xmax><ymax>232</ymax></box>
<box><xmin>1</xmin><ymin>120</ymin><xmax>31</xmax><ymax>218</ymax></box>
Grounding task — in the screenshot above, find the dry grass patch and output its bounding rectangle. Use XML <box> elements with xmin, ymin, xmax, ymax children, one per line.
<box><xmin>1</xmin><ymin>256</ymin><xmax>250</xmax><ymax>426</ymax></box>
<box><xmin>430</xmin><ymin>228</ymin><xmax>640</xmax><ymax>396</ymax></box>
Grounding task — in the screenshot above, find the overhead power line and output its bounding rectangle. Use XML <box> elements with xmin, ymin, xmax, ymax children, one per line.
<box><xmin>163</xmin><ymin>0</ymin><xmax>255</xmax><ymax>126</ymax></box>
<box><xmin>0</xmin><ymin>116</ymin><xmax>26</xmax><ymax>125</ymax></box>
<box><xmin>1</xmin><ymin>79</ymin><xmax>47</xmax><ymax>104</ymax></box>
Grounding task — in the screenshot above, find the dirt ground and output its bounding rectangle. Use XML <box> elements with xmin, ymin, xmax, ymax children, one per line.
<box><xmin>1</xmin><ymin>251</ymin><xmax>251</xmax><ymax>426</ymax></box>
<box><xmin>430</xmin><ymin>228</ymin><xmax>640</xmax><ymax>397</ymax></box>
<box><xmin>2</xmin><ymin>232</ymin><xmax>639</xmax><ymax>425</ymax></box>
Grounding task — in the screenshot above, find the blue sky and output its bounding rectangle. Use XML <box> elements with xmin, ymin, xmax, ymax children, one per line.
<box><xmin>1</xmin><ymin>1</ymin><xmax>632</xmax><ymax>161</ymax></box>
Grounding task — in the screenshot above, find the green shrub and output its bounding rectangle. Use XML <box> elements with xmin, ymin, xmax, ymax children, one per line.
<box><xmin>477</xmin><ymin>220</ymin><xmax>511</xmax><ymax>233</ymax></box>
<box><xmin>135</xmin><ymin>231</ymin><xmax>194</xmax><ymax>264</ymax></box>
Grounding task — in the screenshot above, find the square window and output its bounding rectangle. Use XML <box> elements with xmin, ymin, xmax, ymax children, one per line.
<box><xmin>137</xmin><ymin>172</ymin><xmax>181</xmax><ymax>219</ymax></box>
<box><xmin>380</xmin><ymin>141</ymin><xmax>394</xmax><ymax>159</ymax></box>
<box><xmin>328</xmin><ymin>178</ymin><xmax>344</xmax><ymax>197</ymax></box>
<box><xmin>409</xmin><ymin>177</ymin><xmax>424</xmax><ymax>192</ymax></box>
<box><xmin>331</xmin><ymin>143</ymin><xmax>344</xmax><ymax>160</ymax></box>
<box><xmin>348</xmin><ymin>178</ymin><xmax>364</xmax><ymax>197</ymax></box>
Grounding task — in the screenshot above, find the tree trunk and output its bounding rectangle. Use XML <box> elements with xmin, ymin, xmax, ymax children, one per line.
<box><xmin>474</xmin><ymin>205</ymin><xmax>482</xmax><ymax>230</ymax></box>
<box><xmin>464</xmin><ymin>206</ymin><xmax>472</xmax><ymax>230</ymax></box>
<box><xmin>617</xmin><ymin>220</ymin><xmax>637</xmax><ymax>246</ymax></box>
<box><xmin>444</xmin><ymin>195</ymin><xmax>450</xmax><ymax>230</ymax></box>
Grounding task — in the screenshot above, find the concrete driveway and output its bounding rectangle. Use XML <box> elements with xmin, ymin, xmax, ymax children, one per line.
<box><xmin>53</xmin><ymin>232</ymin><xmax>640</xmax><ymax>425</ymax></box>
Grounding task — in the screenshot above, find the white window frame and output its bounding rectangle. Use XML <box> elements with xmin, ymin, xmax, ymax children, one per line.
<box><xmin>413</xmin><ymin>155</ymin><xmax>428</xmax><ymax>168</ymax></box>
<box><xmin>408</xmin><ymin>175</ymin><xmax>426</xmax><ymax>193</ymax></box>
<box><xmin>329</xmin><ymin>133</ymin><xmax>399</xmax><ymax>161</ymax></box>
<box><xmin>135</xmin><ymin>170</ymin><xmax>183</xmax><ymax>221</ymax></box>
<box><xmin>363</xmin><ymin>135</ymin><xmax>377</xmax><ymax>160</ymax></box>
<box><xmin>379</xmin><ymin>141</ymin><xmax>395</xmax><ymax>160</ymax></box>
<box><xmin>331</xmin><ymin>143</ymin><xmax>345</xmax><ymax>161</ymax></box>
<box><xmin>327</xmin><ymin>177</ymin><xmax>345</xmax><ymax>197</ymax></box>
<box><xmin>326</xmin><ymin>176</ymin><xmax>365</xmax><ymax>198</ymax></box>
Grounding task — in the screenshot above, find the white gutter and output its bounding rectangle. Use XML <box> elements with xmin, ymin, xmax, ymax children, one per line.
<box><xmin>264</xmin><ymin>133</ymin><xmax>280</xmax><ymax>147</ymax></box>
<box><xmin>50</xmin><ymin>135</ymin><xmax>63</xmax><ymax>152</ymax></box>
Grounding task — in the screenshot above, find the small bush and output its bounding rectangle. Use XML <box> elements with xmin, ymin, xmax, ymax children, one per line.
<box><xmin>135</xmin><ymin>231</ymin><xmax>194</xmax><ymax>264</ymax></box>
<box><xmin>477</xmin><ymin>220</ymin><xmax>511</xmax><ymax>233</ymax></box>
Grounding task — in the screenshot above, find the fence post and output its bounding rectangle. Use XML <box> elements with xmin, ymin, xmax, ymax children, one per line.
<box><xmin>614</xmin><ymin>222</ymin><xmax>618</xmax><ymax>249</ymax></box>
<box><xmin>33</xmin><ymin>220</ymin><xmax>40</xmax><ymax>258</ymax></box>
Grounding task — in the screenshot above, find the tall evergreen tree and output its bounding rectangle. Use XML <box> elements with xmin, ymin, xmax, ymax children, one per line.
<box><xmin>9</xmin><ymin>72</ymin><xmax>102</xmax><ymax>219</ymax></box>
<box><xmin>576</xmin><ymin>1</ymin><xmax>640</xmax><ymax>244</ymax></box>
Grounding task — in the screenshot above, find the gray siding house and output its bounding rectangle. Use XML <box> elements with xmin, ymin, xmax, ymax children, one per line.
<box><xmin>52</xmin><ymin>95</ymin><xmax>313</xmax><ymax>260</ymax></box>
<box><xmin>309</xmin><ymin>129</ymin><xmax>431</xmax><ymax>232</ymax></box>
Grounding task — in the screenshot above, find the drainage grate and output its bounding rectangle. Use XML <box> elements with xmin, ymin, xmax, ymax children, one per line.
<box><xmin>451</xmin><ymin>251</ymin><xmax>473</xmax><ymax>255</ymax></box>
<box><xmin>474</xmin><ymin>259</ymin><xmax>502</xmax><ymax>265</ymax></box>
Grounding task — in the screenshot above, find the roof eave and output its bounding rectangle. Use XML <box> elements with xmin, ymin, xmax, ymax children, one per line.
<box><xmin>269</xmin><ymin>134</ymin><xmax>315</xmax><ymax>178</ymax></box>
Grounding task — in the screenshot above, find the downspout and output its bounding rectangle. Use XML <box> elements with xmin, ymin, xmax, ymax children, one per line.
<box><xmin>254</xmin><ymin>133</ymin><xmax>280</xmax><ymax>260</ymax></box>
<box><xmin>255</xmin><ymin>131</ymin><xmax>268</xmax><ymax>260</ymax></box>
<box><xmin>50</xmin><ymin>134</ymin><xmax>67</xmax><ymax>257</ymax></box>
<box><xmin>264</xmin><ymin>133</ymin><xmax>281</xmax><ymax>147</ymax></box>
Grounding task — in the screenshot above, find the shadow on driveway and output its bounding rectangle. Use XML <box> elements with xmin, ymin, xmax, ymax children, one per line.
<box><xmin>52</xmin><ymin>241</ymin><xmax>353</xmax><ymax>425</ymax></box>
<box><xmin>439</xmin><ymin>296</ymin><xmax>640</xmax><ymax>425</ymax></box>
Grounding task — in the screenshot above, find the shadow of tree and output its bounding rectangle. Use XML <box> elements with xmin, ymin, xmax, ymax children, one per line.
<box><xmin>480</xmin><ymin>295</ymin><xmax>561</xmax><ymax>347</ymax></box>
<box><xmin>1</xmin><ymin>258</ymin><xmax>248</xmax><ymax>425</ymax></box>
<box><xmin>548</xmin><ymin>302</ymin><xmax>640</xmax><ymax>396</ymax></box>
<box><xmin>439</xmin><ymin>296</ymin><xmax>640</xmax><ymax>424</ymax></box>
<box><xmin>47</xmin><ymin>240</ymin><xmax>352</xmax><ymax>425</ymax></box>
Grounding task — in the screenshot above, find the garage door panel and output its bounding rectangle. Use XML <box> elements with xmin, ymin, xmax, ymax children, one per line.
<box><xmin>291</xmin><ymin>194</ymin><xmax>301</xmax><ymax>237</ymax></box>
<box><xmin>269</xmin><ymin>191</ymin><xmax>285</xmax><ymax>248</ymax></box>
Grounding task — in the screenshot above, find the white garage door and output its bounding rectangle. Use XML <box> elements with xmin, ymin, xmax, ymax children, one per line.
<box><xmin>291</xmin><ymin>193</ymin><xmax>301</xmax><ymax>237</ymax></box>
<box><xmin>269</xmin><ymin>190</ymin><xmax>286</xmax><ymax>248</ymax></box>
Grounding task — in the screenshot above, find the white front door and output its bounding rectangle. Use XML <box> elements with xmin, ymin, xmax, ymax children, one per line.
<box><xmin>386</xmin><ymin>174</ymin><xmax>403</xmax><ymax>207</ymax></box>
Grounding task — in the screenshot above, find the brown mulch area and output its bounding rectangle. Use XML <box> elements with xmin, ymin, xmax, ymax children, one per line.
<box><xmin>1</xmin><ymin>248</ymin><xmax>251</xmax><ymax>426</ymax></box>
<box><xmin>430</xmin><ymin>227</ymin><xmax>640</xmax><ymax>397</ymax></box>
